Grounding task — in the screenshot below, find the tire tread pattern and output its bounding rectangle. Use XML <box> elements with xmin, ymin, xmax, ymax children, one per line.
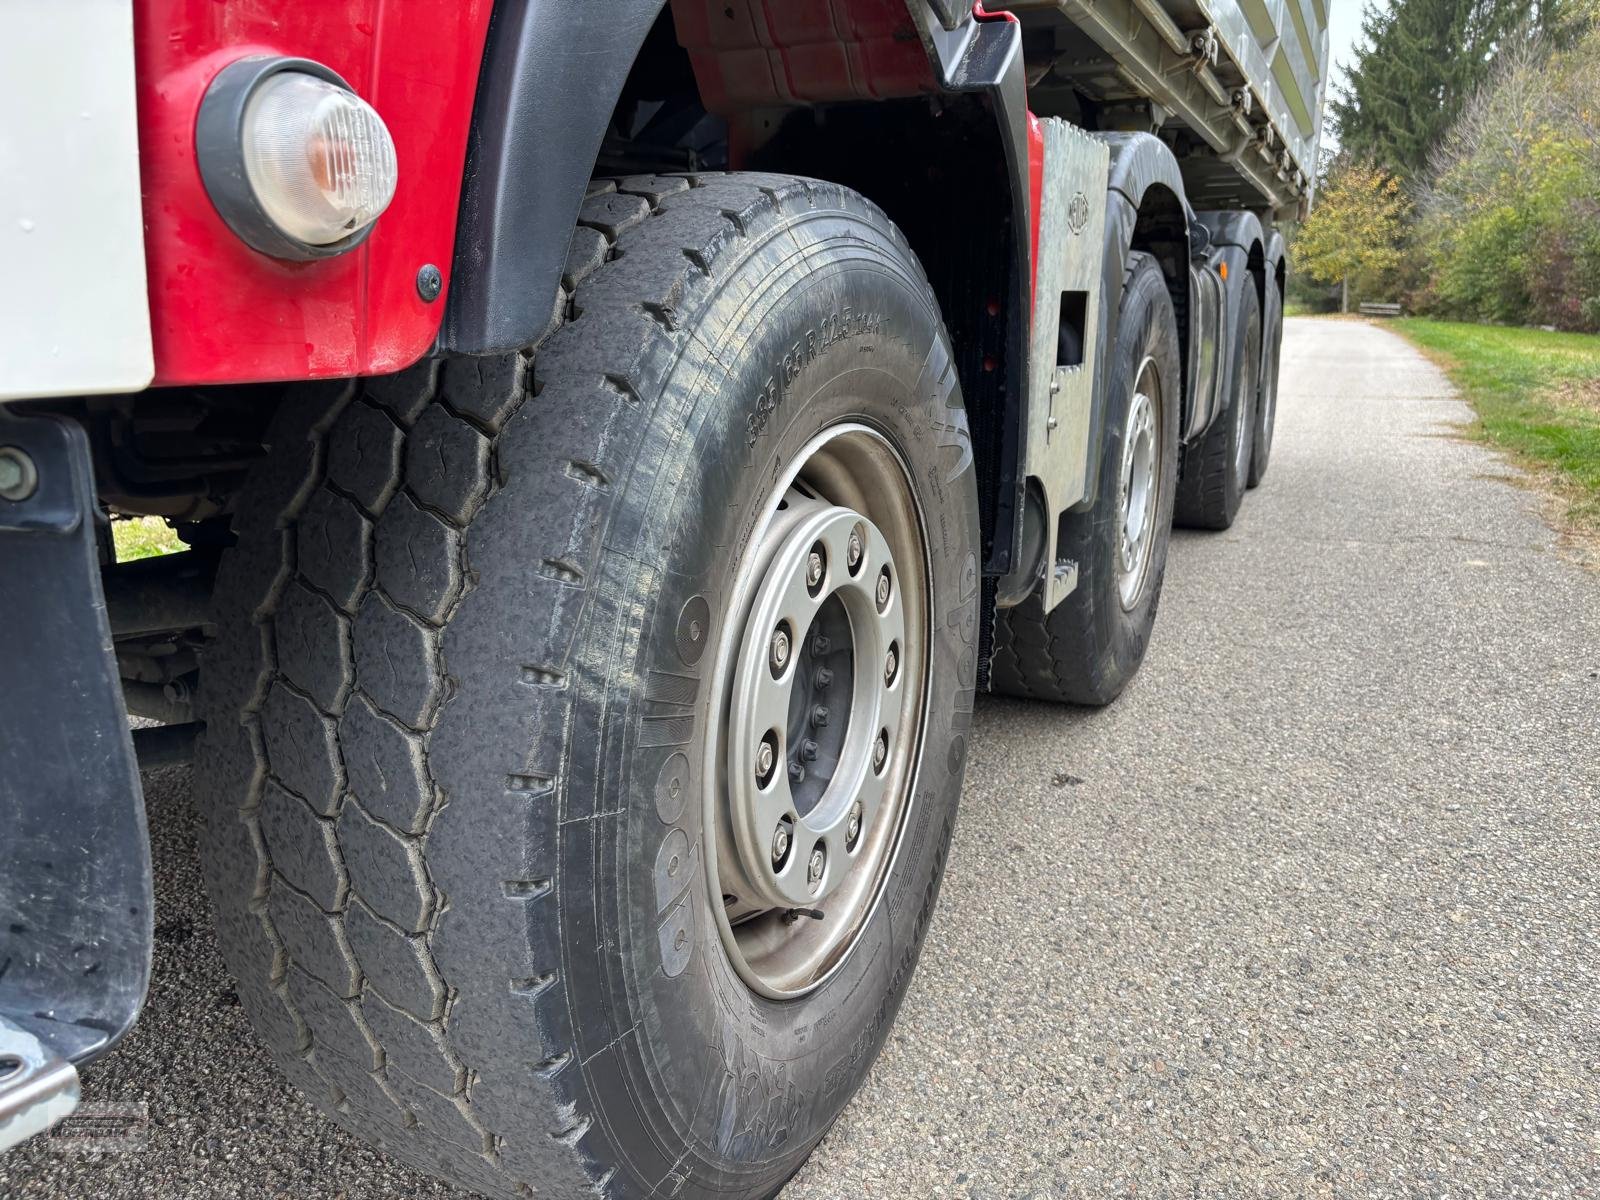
<box><xmin>1174</xmin><ymin>284</ymin><xmax>1259</xmax><ymax>529</ymax></box>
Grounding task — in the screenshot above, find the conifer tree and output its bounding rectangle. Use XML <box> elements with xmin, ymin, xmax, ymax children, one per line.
<box><xmin>1331</xmin><ymin>0</ymin><xmax>1573</xmax><ymax>177</ymax></box>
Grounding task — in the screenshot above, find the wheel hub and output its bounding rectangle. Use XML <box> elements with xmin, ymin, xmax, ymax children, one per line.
<box><xmin>706</xmin><ymin>423</ymin><xmax>929</xmax><ymax>999</ymax></box>
<box><xmin>727</xmin><ymin>500</ymin><xmax>906</xmax><ymax>909</ymax></box>
<box><xmin>1116</xmin><ymin>359</ymin><xmax>1160</xmax><ymax>609</ymax></box>
<box><xmin>784</xmin><ymin>593</ymin><xmax>853</xmax><ymax>818</ymax></box>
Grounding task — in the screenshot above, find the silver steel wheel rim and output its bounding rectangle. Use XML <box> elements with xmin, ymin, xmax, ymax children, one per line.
<box><xmin>1116</xmin><ymin>357</ymin><xmax>1160</xmax><ymax>610</ymax></box>
<box><xmin>705</xmin><ymin>423</ymin><xmax>930</xmax><ymax>999</ymax></box>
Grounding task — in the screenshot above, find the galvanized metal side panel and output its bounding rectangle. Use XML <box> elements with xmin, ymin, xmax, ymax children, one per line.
<box><xmin>1024</xmin><ymin>119</ymin><xmax>1110</xmax><ymax>610</ymax></box>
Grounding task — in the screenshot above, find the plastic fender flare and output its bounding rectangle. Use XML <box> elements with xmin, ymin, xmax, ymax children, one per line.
<box><xmin>441</xmin><ymin>0</ymin><xmax>668</xmax><ymax>355</ymax></box>
<box><xmin>1191</xmin><ymin>209</ymin><xmax>1264</xmax><ymax>444</ymax></box>
<box><xmin>1102</xmin><ymin>131</ymin><xmax>1189</xmax><ymax>217</ymax></box>
<box><xmin>1197</xmin><ymin>209</ymin><xmax>1266</xmax><ymax>252</ymax></box>
<box><xmin>1198</xmin><ymin>209</ymin><xmax>1267</xmax><ymax>307</ymax></box>
<box><xmin>1266</xmin><ymin>227</ymin><xmax>1287</xmax><ymax>286</ymax></box>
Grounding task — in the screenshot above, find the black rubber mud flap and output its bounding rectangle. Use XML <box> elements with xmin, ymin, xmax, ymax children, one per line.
<box><xmin>0</xmin><ymin>410</ymin><xmax>152</xmax><ymax>1066</ymax></box>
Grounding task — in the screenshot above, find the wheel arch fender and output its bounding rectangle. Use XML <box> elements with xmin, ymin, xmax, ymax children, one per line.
<box><xmin>1265</xmin><ymin>225</ymin><xmax>1287</xmax><ymax>360</ymax></box>
<box><xmin>1266</xmin><ymin>226</ymin><xmax>1288</xmax><ymax>296</ymax></box>
<box><xmin>1198</xmin><ymin>210</ymin><xmax>1267</xmax><ymax>322</ymax></box>
<box><xmin>440</xmin><ymin>0</ymin><xmax>669</xmax><ymax>355</ymax></box>
<box><xmin>1191</xmin><ymin>209</ymin><xmax>1266</xmax><ymax>441</ymax></box>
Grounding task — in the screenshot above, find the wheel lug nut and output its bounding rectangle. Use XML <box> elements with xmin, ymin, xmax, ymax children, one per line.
<box><xmin>847</xmin><ymin>526</ymin><xmax>864</xmax><ymax>571</ymax></box>
<box><xmin>846</xmin><ymin>802</ymin><xmax>862</xmax><ymax>848</ymax></box>
<box><xmin>800</xmin><ymin>738</ymin><xmax>819</xmax><ymax>762</ymax></box>
<box><xmin>872</xmin><ymin>730</ymin><xmax>888</xmax><ymax>772</ymax></box>
<box><xmin>875</xmin><ymin>566</ymin><xmax>892</xmax><ymax>612</ymax></box>
<box><xmin>807</xmin><ymin>845</ymin><xmax>826</xmax><ymax>889</ymax></box>
<box><xmin>755</xmin><ymin>731</ymin><xmax>778</xmax><ymax>784</ymax></box>
<box><xmin>884</xmin><ymin>645</ymin><xmax>898</xmax><ymax>686</ymax></box>
<box><xmin>769</xmin><ymin>625</ymin><xmax>791</xmax><ymax>674</ymax></box>
<box><xmin>772</xmin><ymin>822</ymin><xmax>791</xmax><ymax>866</ymax></box>
<box><xmin>811</xmin><ymin>705</ymin><xmax>829</xmax><ymax>728</ymax></box>
<box><xmin>806</xmin><ymin>545</ymin><xmax>826</xmax><ymax>593</ymax></box>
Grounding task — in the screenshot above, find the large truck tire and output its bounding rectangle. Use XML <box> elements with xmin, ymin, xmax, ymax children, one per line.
<box><xmin>194</xmin><ymin>173</ymin><xmax>981</xmax><ymax>1199</ymax></box>
<box><xmin>1175</xmin><ymin>282</ymin><xmax>1260</xmax><ymax>530</ymax></box>
<box><xmin>990</xmin><ymin>251</ymin><xmax>1181</xmax><ymax>706</ymax></box>
<box><xmin>1248</xmin><ymin>277</ymin><xmax>1284</xmax><ymax>488</ymax></box>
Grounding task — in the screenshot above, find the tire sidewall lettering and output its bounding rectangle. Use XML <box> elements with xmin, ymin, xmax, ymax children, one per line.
<box><xmin>581</xmin><ymin>222</ymin><xmax>979</xmax><ymax>1187</ymax></box>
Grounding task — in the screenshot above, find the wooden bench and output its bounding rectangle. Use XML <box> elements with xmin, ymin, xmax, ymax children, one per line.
<box><xmin>1359</xmin><ymin>302</ymin><xmax>1404</xmax><ymax>317</ymax></box>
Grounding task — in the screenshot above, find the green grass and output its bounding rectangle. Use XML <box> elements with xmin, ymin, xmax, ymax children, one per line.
<box><xmin>1391</xmin><ymin>318</ymin><xmax>1600</xmax><ymax>533</ymax></box>
<box><xmin>113</xmin><ymin>516</ymin><xmax>184</xmax><ymax>561</ymax></box>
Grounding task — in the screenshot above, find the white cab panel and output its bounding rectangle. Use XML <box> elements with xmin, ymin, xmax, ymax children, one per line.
<box><xmin>0</xmin><ymin>0</ymin><xmax>153</xmax><ymax>401</ymax></box>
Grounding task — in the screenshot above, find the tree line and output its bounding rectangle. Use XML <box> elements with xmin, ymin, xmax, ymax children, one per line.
<box><xmin>1292</xmin><ymin>0</ymin><xmax>1600</xmax><ymax>330</ymax></box>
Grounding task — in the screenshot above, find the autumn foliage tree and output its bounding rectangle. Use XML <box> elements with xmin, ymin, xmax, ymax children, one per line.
<box><xmin>1296</xmin><ymin>2</ymin><xmax>1600</xmax><ymax>327</ymax></box>
<box><xmin>1417</xmin><ymin>18</ymin><xmax>1600</xmax><ymax>328</ymax></box>
<box><xmin>1290</xmin><ymin>161</ymin><xmax>1412</xmax><ymax>311</ymax></box>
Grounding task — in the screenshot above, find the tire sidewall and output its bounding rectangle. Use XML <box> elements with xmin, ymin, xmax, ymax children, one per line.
<box><xmin>1220</xmin><ymin>284</ymin><xmax>1261</xmax><ymax>517</ymax></box>
<box><xmin>558</xmin><ymin>200</ymin><xmax>980</xmax><ymax>1196</ymax></box>
<box><xmin>1250</xmin><ymin>282</ymin><xmax>1282</xmax><ymax>487</ymax></box>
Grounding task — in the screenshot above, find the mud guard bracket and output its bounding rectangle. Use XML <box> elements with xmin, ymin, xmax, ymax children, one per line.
<box><xmin>0</xmin><ymin>409</ymin><xmax>152</xmax><ymax>1126</ymax></box>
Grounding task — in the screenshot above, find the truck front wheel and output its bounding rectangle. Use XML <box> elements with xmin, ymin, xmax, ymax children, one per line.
<box><xmin>990</xmin><ymin>250</ymin><xmax>1181</xmax><ymax>706</ymax></box>
<box><xmin>194</xmin><ymin>174</ymin><xmax>980</xmax><ymax>1199</ymax></box>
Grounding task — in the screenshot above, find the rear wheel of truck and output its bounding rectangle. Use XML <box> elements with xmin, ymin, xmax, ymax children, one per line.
<box><xmin>989</xmin><ymin>251</ymin><xmax>1181</xmax><ymax>706</ymax></box>
<box><xmin>193</xmin><ymin>173</ymin><xmax>980</xmax><ymax>1200</ymax></box>
<box><xmin>1248</xmin><ymin>278</ymin><xmax>1283</xmax><ymax>488</ymax></box>
<box><xmin>1175</xmin><ymin>282</ymin><xmax>1260</xmax><ymax>530</ymax></box>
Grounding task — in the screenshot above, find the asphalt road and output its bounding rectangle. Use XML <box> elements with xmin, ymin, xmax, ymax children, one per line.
<box><xmin>5</xmin><ymin>318</ymin><xmax>1598</xmax><ymax>1198</ymax></box>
